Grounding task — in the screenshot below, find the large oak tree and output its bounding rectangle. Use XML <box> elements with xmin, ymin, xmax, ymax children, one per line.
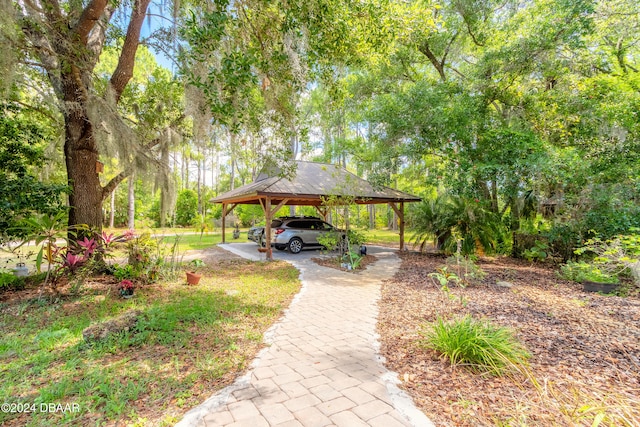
<box><xmin>10</xmin><ymin>0</ymin><xmax>153</xmax><ymax>231</ymax></box>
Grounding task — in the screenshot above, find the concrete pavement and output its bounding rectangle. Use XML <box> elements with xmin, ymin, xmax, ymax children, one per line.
<box><xmin>176</xmin><ymin>244</ymin><xmax>433</xmax><ymax>427</ymax></box>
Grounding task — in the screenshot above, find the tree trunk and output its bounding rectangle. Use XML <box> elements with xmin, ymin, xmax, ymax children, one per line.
<box><xmin>109</xmin><ymin>189</ymin><xmax>115</xmax><ymax>228</ymax></box>
<box><xmin>127</xmin><ymin>172</ymin><xmax>135</xmax><ymax>229</ymax></box>
<box><xmin>197</xmin><ymin>151</ymin><xmax>202</xmax><ymax>215</ymax></box>
<box><xmin>64</xmin><ymin>108</ymin><xmax>103</xmax><ymax>233</ymax></box>
<box><xmin>368</xmin><ymin>204</ymin><xmax>375</xmax><ymax>229</ymax></box>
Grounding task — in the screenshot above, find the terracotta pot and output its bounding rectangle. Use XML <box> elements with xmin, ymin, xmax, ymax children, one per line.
<box><xmin>186</xmin><ymin>271</ymin><xmax>202</xmax><ymax>285</ymax></box>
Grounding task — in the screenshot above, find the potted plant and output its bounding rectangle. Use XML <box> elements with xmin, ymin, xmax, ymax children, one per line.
<box><xmin>560</xmin><ymin>261</ymin><xmax>620</xmax><ymax>294</ymax></box>
<box><xmin>578</xmin><ymin>270</ymin><xmax>620</xmax><ymax>294</ymax></box>
<box><xmin>118</xmin><ymin>279</ymin><xmax>135</xmax><ymax>298</ymax></box>
<box><xmin>186</xmin><ymin>259</ymin><xmax>205</xmax><ymax>285</ymax></box>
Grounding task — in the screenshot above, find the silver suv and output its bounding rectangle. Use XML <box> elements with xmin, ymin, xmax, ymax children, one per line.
<box><xmin>271</xmin><ymin>216</ymin><xmax>343</xmax><ymax>254</ymax></box>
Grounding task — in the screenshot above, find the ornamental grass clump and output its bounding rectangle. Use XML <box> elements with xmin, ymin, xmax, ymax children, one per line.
<box><xmin>420</xmin><ymin>315</ymin><xmax>530</xmax><ymax>375</ymax></box>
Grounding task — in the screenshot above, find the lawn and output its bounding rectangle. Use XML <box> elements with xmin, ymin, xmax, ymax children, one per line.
<box><xmin>0</xmin><ymin>251</ymin><xmax>300</xmax><ymax>426</ymax></box>
<box><xmin>362</xmin><ymin>228</ymin><xmax>403</xmax><ymax>247</ymax></box>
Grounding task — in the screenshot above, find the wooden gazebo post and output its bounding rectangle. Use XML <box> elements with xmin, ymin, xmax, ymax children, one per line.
<box><xmin>259</xmin><ymin>196</ymin><xmax>289</xmax><ymax>261</ymax></box>
<box><xmin>221</xmin><ymin>203</ymin><xmax>238</xmax><ymax>244</ymax></box>
<box><xmin>265</xmin><ymin>197</ymin><xmax>272</xmax><ymax>260</ymax></box>
<box><xmin>221</xmin><ymin>203</ymin><xmax>227</xmax><ymax>244</ymax></box>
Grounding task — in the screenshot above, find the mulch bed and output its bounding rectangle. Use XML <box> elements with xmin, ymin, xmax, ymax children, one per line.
<box><xmin>311</xmin><ymin>254</ymin><xmax>378</xmax><ymax>272</ymax></box>
<box><xmin>378</xmin><ymin>252</ymin><xmax>640</xmax><ymax>426</ymax></box>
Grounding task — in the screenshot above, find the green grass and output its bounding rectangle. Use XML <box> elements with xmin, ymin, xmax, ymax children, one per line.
<box><xmin>420</xmin><ymin>315</ymin><xmax>531</xmax><ymax>375</ymax></box>
<box><xmin>0</xmin><ymin>260</ymin><xmax>300</xmax><ymax>426</ymax></box>
<box><xmin>156</xmin><ymin>232</ymin><xmax>223</xmax><ymax>252</ymax></box>
<box><xmin>362</xmin><ymin>228</ymin><xmax>403</xmax><ymax>246</ymax></box>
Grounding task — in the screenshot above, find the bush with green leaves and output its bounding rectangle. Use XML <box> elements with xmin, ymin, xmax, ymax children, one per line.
<box><xmin>317</xmin><ymin>230</ymin><xmax>341</xmax><ymax>252</ymax></box>
<box><xmin>175</xmin><ymin>189</ymin><xmax>198</xmax><ymax>227</ymax></box>
<box><xmin>420</xmin><ymin>315</ymin><xmax>530</xmax><ymax>375</ymax></box>
<box><xmin>559</xmin><ymin>261</ymin><xmax>619</xmax><ymax>284</ymax></box>
<box><xmin>523</xmin><ymin>240</ymin><xmax>549</xmax><ymax>262</ymax></box>
<box><xmin>0</xmin><ymin>103</ymin><xmax>67</xmax><ymax>240</ymax></box>
<box><xmin>573</xmin><ymin>231</ymin><xmax>640</xmax><ymax>286</ymax></box>
<box><xmin>235</xmin><ymin>205</ymin><xmax>264</xmax><ymax>227</ymax></box>
<box><xmin>410</xmin><ymin>194</ymin><xmax>505</xmax><ymax>255</ymax></box>
<box><xmin>346</xmin><ymin>229</ymin><xmax>366</xmax><ymax>248</ymax></box>
<box><xmin>0</xmin><ymin>272</ymin><xmax>26</xmax><ymax>291</ymax></box>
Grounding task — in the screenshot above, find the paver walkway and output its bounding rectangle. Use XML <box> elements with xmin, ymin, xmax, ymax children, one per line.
<box><xmin>176</xmin><ymin>246</ymin><xmax>434</xmax><ymax>427</ymax></box>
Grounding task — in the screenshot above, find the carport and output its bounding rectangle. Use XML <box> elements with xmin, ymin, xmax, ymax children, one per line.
<box><xmin>212</xmin><ymin>161</ymin><xmax>421</xmax><ymax>260</ymax></box>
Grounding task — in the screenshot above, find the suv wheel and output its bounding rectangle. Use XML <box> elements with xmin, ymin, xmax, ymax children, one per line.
<box><xmin>288</xmin><ymin>237</ymin><xmax>303</xmax><ymax>254</ymax></box>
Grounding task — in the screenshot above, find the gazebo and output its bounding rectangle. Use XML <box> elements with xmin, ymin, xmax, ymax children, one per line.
<box><xmin>212</xmin><ymin>161</ymin><xmax>421</xmax><ymax>260</ymax></box>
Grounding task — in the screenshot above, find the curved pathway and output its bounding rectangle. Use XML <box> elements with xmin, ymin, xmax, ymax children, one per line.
<box><xmin>177</xmin><ymin>245</ymin><xmax>433</xmax><ymax>427</ymax></box>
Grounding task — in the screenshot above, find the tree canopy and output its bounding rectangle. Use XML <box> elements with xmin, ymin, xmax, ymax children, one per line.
<box><xmin>0</xmin><ymin>0</ymin><xmax>637</xmax><ymax>251</ymax></box>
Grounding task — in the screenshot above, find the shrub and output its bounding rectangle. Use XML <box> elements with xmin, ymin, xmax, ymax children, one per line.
<box><xmin>346</xmin><ymin>229</ymin><xmax>366</xmax><ymax>248</ymax></box>
<box><xmin>410</xmin><ymin>194</ymin><xmax>505</xmax><ymax>255</ymax></box>
<box><xmin>575</xmin><ymin>231</ymin><xmax>640</xmax><ymax>286</ymax></box>
<box><xmin>559</xmin><ymin>261</ymin><xmax>619</xmax><ymax>284</ymax></box>
<box><xmin>420</xmin><ymin>315</ymin><xmax>530</xmax><ymax>375</ymax></box>
<box><xmin>317</xmin><ymin>230</ymin><xmax>340</xmax><ymax>252</ymax></box>
<box><xmin>0</xmin><ymin>272</ymin><xmax>26</xmax><ymax>291</ymax></box>
<box><xmin>175</xmin><ymin>189</ymin><xmax>198</xmax><ymax>227</ymax></box>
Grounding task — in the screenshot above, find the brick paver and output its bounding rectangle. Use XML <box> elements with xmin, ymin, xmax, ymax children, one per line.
<box><xmin>177</xmin><ymin>246</ymin><xmax>434</xmax><ymax>427</ymax></box>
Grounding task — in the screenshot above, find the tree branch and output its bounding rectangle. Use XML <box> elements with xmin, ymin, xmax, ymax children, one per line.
<box><xmin>440</xmin><ymin>31</ymin><xmax>459</xmax><ymax>71</ymax></box>
<box><xmin>109</xmin><ymin>0</ymin><xmax>152</xmax><ymax>104</ymax></box>
<box><xmin>101</xmin><ymin>114</ymin><xmax>185</xmax><ymax>200</ymax></box>
<box><xmin>11</xmin><ymin>100</ymin><xmax>60</xmax><ymax>123</ymax></box>
<box><xmin>86</xmin><ymin>5</ymin><xmax>115</xmax><ymax>71</ymax></box>
<box><xmin>75</xmin><ymin>0</ymin><xmax>109</xmax><ymax>44</ymax></box>
<box><xmin>418</xmin><ymin>41</ymin><xmax>446</xmax><ymax>81</ymax></box>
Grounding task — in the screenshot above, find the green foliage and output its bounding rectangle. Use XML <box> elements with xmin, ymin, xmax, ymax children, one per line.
<box><xmin>209</xmin><ymin>204</ymin><xmax>223</xmax><ymax>220</ymax></box>
<box><xmin>429</xmin><ymin>266</ymin><xmax>466</xmax><ymax>288</ymax></box>
<box><xmin>124</xmin><ymin>233</ymin><xmax>161</xmax><ymax>281</ymax></box>
<box><xmin>420</xmin><ymin>315</ymin><xmax>531</xmax><ymax>375</ymax></box>
<box><xmin>346</xmin><ymin>229</ymin><xmax>366</xmax><ymax>248</ymax></box>
<box><xmin>317</xmin><ymin>230</ymin><xmax>340</xmax><ymax>252</ymax></box>
<box><xmin>410</xmin><ymin>194</ymin><xmax>505</xmax><ymax>255</ymax></box>
<box><xmin>523</xmin><ymin>241</ymin><xmax>549</xmax><ymax>262</ymax></box>
<box><xmin>444</xmin><ymin>256</ymin><xmax>487</xmax><ymax>283</ymax></box>
<box><xmin>560</xmin><ymin>261</ymin><xmax>619</xmax><ymax>284</ymax></box>
<box><xmin>0</xmin><ymin>272</ymin><xmax>25</xmax><ymax>291</ymax></box>
<box><xmin>574</xmin><ymin>231</ymin><xmax>640</xmax><ymax>286</ymax></box>
<box><xmin>175</xmin><ymin>190</ymin><xmax>198</xmax><ymax>227</ymax></box>
<box><xmin>235</xmin><ymin>205</ymin><xmax>264</xmax><ymax>227</ymax></box>
<box><xmin>112</xmin><ymin>264</ymin><xmax>140</xmax><ymax>281</ymax></box>
<box><xmin>189</xmin><ymin>259</ymin><xmax>205</xmax><ymax>271</ymax></box>
<box><xmin>0</xmin><ymin>103</ymin><xmax>67</xmax><ymax>239</ymax></box>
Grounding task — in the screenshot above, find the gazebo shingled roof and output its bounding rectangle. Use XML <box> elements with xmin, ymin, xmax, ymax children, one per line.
<box><xmin>212</xmin><ymin>161</ymin><xmax>421</xmax><ymax>205</ymax></box>
<box><xmin>212</xmin><ymin>161</ymin><xmax>421</xmax><ymax>259</ymax></box>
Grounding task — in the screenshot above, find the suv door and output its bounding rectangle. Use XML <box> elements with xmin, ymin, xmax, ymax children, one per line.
<box><xmin>307</xmin><ymin>220</ymin><xmax>331</xmax><ymax>244</ymax></box>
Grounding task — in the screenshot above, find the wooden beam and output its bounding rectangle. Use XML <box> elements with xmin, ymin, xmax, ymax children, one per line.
<box><xmin>221</xmin><ymin>203</ymin><xmax>226</xmax><ymax>244</ymax></box>
<box><xmin>264</xmin><ymin>197</ymin><xmax>273</xmax><ymax>260</ymax></box>
<box><xmin>314</xmin><ymin>206</ymin><xmax>328</xmax><ymax>220</ymax></box>
<box><xmin>400</xmin><ymin>202</ymin><xmax>405</xmax><ymax>251</ymax></box>
<box><xmin>221</xmin><ymin>203</ymin><xmax>238</xmax><ymax>244</ymax></box>
<box><xmin>270</xmin><ymin>198</ymin><xmax>289</xmax><ymax>217</ymax></box>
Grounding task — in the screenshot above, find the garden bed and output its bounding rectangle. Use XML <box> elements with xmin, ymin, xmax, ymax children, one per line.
<box><xmin>379</xmin><ymin>252</ymin><xmax>640</xmax><ymax>426</ymax></box>
<box><xmin>311</xmin><ymin>254</ymin><xmax>378</xmax><ymax>272</ymax></box>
